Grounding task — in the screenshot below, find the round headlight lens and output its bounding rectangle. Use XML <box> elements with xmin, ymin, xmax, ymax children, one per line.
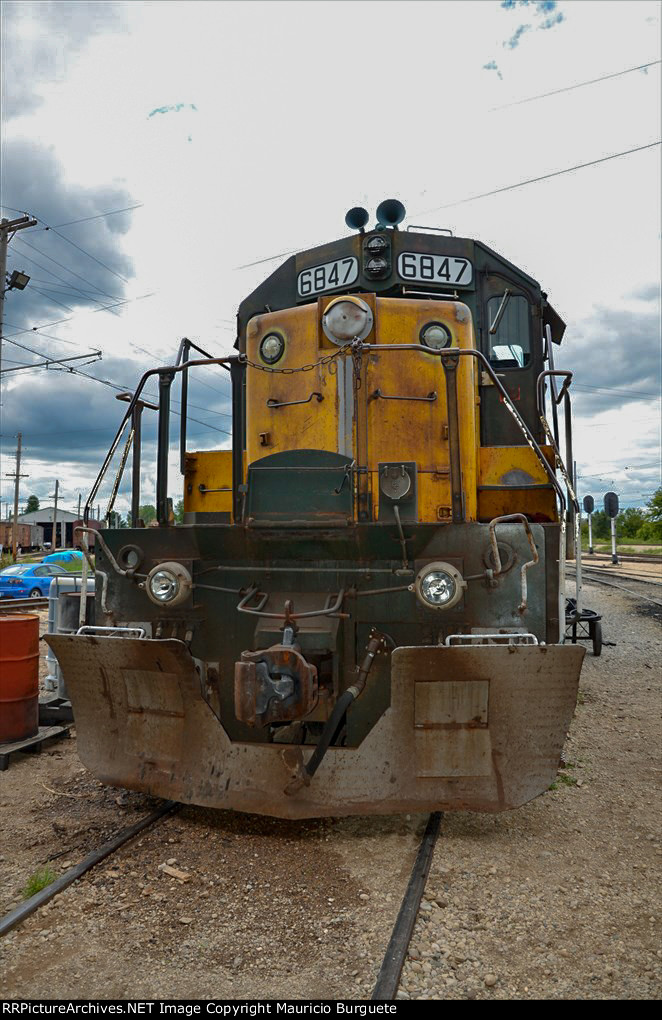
<box><xmin>149</xmin><ymin>569</ymin><xmax>179</xmax><ymax>603</ymax></box>
<box><xmin>420</xmin><ymin>321</ymin><xmax>452</xmax><ymax>350</ymax></box>
<box><xmin>260</xmin><ymin>332</ymin><xmax>285</xmax><ymax>365</ymax></box>
<box><xmin>145</xmin><ymin>561</ymin><xmax>192</xmax><ymax>607</ymax></box>
<box><xmin>322</xmin><ymin>297</ymin><xmax>373</xmax><ymax>345</ymax></box>
<box><xmin>414</xmin><ymin>561</ymin><xmax>466</xmax><ymax>610</ymax></box>
<box><xmin>421</xmin><ymin>571</ymin><xmax>456</xmax><ymax>606</ymax></box>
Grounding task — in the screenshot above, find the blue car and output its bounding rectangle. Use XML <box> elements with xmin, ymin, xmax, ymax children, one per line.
<box><xmin>0</xmin><ymin>563</ymin><xmax>76</xmax><ymax>599</ymax></box>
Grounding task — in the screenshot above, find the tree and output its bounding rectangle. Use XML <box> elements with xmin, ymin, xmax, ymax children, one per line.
<box><xmin>619</xmin><ymin>507</ymin><xmax>646</xmax><ymax>539</ymax></box>
<box><xmin>138</xmin><ymin>504</ymin><xmax>156</xmax><ymax>525</ymax></box>
<box><xmin>174</xmin><ymin>499</ymin><xmax>185</xmax><ymax>524</ymax></box>
<box><xmin>646</xmin><ymin>487</ymin><xmax>662</xmax><ymax>523</ymax></box>
<box><xmin>24</xmin><ymin>495</ymin><xmax>40</xmax><ymax>513</ymax></box>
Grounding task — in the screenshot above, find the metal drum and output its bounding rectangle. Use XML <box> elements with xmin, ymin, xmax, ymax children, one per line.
<box><xmin>0</xmin><ymin>614</ymin><xmax>40</xmax><ymax>743</ymax></box>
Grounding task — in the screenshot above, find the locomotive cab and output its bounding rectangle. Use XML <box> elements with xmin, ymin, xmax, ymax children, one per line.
<box><xmin>47</xmin><ymin>201</ymin><xmax>584</xmax><ymax>818</ymax></box>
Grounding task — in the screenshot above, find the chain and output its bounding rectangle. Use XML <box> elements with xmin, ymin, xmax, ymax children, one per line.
<box><xmin>239</xmin><ymin>342</ymin><xmax>357</xmax><ymax>375</ymax></box>
<box><xmin>350</xmin><ymin>338</ymin><xmax>363</xmax><ymax>391</ymax></box>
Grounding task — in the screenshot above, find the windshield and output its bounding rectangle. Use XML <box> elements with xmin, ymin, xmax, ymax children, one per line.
<box><xmin>0</xmin><ymin>566</ymin><xmax>30</xmax><ymax>575</ymax></box>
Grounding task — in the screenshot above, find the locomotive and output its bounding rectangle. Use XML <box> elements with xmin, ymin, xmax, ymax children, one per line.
<box><xmin>47</xmin><ymin>200</ymin><xmax>585</xmax><ymax>818</ymax></box>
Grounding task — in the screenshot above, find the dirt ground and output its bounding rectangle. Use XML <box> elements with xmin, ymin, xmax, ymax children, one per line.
<box><xmin>0</xmin><ymin>581</ymin><xmax>660</xmax><ymax>1000</ymax></box>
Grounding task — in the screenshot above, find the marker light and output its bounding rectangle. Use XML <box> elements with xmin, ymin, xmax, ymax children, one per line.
<box><xmin>366</xmin><ymin>235</ymin><xmax>388</xmax><ymax>254</ymax></box>
<box><xmin>146</xmin><ymin>561</ymin><xmax>192</xmax><ymax>607</ymax></box>
<box><xmin>322</xmin><ymin>296</ymin><xmax>373</xmax><ymax>345</ymax></box>
<box><xmin>420</xmin><ymin>322</ymin><xmax>452</xmax><ymax>350</ymax></box>
<box><xmin>414</xmin><ymin>561</ymin><xmax>466</xmax><ymax>610</ymax></box>
<box><xmin>365</xmin><ymin>256</ymin><xmax>389</xmax><ymax>277</ymax></box>
<box><xmin>260</xmin><ymin>332</ymin><xmax>285</xmax><ymax>365</ymax></box>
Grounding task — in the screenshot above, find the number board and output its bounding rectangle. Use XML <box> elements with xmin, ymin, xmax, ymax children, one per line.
<box><xmin>298</xmin><ymin>256</ymin><xmax>359</xmax><ymax>297</ymax></box>
<box><xmin>398</xmin><ymin>252</ymin><xmax>473</xmax><ymax>287</ymax></box>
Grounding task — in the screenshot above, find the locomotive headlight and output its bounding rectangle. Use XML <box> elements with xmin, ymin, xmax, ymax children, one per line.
<box><xmin>414</xmin><ymin>561</ymin><xmax>466</xmax><ymax>610</ymax></box>
<box><xmin>259</xmin><ymin>332</ymin><xmax>285</xmax><ymax>365</ymax></box>
<box><xmin>420</xmin><ymin>321</ymin><xmax>452</xmax><ymax>351</ymax></box>
<box><xmin>146</xmin><ymin>561</ymin><xmax>192</xmax><ymax>608</ymax></box>
<box><xmin>322</xmin><ymin>296</ymin><xmax>373</xmax><ymax>344</ymax></box>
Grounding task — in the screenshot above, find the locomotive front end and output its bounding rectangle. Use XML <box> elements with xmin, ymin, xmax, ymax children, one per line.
<box><xmin>47</xmin><ymin>203</ymin><xmax>585</xmax><ymax>818</ymax></box>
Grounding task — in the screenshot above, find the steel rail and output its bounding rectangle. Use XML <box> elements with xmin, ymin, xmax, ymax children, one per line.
<box><xmin>579</xmin><ymin>573</ymin><xmax>662</xmax><ymax>608</ymax></box>
<box><xmin>581</xmin><ymin>567</ymin><xmax>662</xmax><ymax>587</ymax></box>
<box><xmin>371</xmin><ymin>812</ymin><xmax>443</xmax><ymax>1000</ymax></box>
<box><xmin>0</xmin><ymin>801</ymin><xmax>178</xmax><ymax>938</ymax></box>
<box><xmin>0</xmin><ymin>596</ymin><xmax>48</xmax><ymax>611</ymax></box>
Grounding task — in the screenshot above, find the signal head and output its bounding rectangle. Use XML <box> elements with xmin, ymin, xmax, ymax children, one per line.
<box><xmin>345</xmin><ymin>207</ymin><xmax>370</xmax><ymax>232</ymax></box>
<box><xmin>376</xmin><ymin>199</ymin><xmax>406</xmax><ymax>229</ymax></box>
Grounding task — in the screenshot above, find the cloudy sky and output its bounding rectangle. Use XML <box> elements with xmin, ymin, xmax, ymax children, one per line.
<box><xmin>1</xmin><ymin>0</ymin><xmax>660</xmax><ymax>518</ymax></box>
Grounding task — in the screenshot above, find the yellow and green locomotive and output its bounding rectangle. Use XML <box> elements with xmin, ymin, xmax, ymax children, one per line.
<box><xmin>48</xmin><ymin>201</ymin><xmax>585</xmax><ymax>818</ymax></box>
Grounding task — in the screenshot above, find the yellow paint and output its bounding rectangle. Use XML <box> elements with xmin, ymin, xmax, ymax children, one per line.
<box><xmin>367</xmin><ymin>298</ymin><xmax>478</xmax><ymax>522</ymax></box>
<box><xmin>183</xmin><ymin>450</ymin><xmax>232</xmax><ymax>514</ymax></box>
<box><xmin>243</xmin><ymin>294</ymin><xmax>561</xmax><ymax>527</ymax></box>
<box><xmin>244</xmin><ymin>295</ymin><xmax>479</xmax><ymax>523</ymax></box>
<box><xmin>477</xmin><ymin>445</ymin><xmax>557</xmax><ymax>521</ymax></box>
<box><xmin>245</xmin><ymin>304</ymin><xmax>342</xmax><ymax>465</ymax></box>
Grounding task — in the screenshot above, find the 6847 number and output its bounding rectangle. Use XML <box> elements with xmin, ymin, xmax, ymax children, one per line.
<box><xmin>397</xmin><ymin>252</ymin><xmax>472</xmax><ymax>286</ymax></box>
<box><xmin>298</xmin><ymin>256</ymin><xmax>359</xmax><ymax>297</ymax></box>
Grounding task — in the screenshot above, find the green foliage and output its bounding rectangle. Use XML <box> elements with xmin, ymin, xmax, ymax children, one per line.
<box><xmin>138</xmin><ymin>504</ymin><xmax>156</xmax><ymax>525</ymax></box>
<box><xmin>22</xmin><ymin>866</ymin><xmax>57</xmax><ymax>899</ymax></box>
<box><xmin>174</xmin><ymin>499</ymin><xmax>185</xmax><ymax>524</ymax></box>
<box><xmin>619</xmin><ymin>506</ymin><xmax>646</xmax><ymax>538</ymax></box>
<box><xmin>24</xmin><ymin>495</ymin><xmax>40</xmax><ymax>513</ymax></box>
<box><xmin>647</xmin><ymin>487</ymin><xmax>662</xmax><ymax>523</ymax></box>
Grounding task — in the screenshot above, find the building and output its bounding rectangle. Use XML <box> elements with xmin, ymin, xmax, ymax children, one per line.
<box><xmin>17</xmin><ymin>507</ymin><xmax>80</xmax><ymax>548</ymax></box>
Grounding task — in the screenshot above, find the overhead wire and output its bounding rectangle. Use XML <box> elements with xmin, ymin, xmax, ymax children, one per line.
<box><xmin>412</xmin><ymin>142</ymin><xmax>661</xmax><ymax>217</ymax></box>
<box><xmin>235</xmin><ymin>139</ymin><xmax>661</xmax><ymax>268</ymax></box>
<box><xmin>12</xmin><ymin>236</ymin><xmax>122</xmax><ymax>301</ymax></box>
<box><xmin>572</xmin><ymin>383</ymin><xmax>661</xmax><ymax>399</ymax></box>
<box><xmin>489</xmin><ymin>59</ymin><xmax>661</xmax><ymax>111</ymax></box>
<box><xmin>46</xmin><ymin>204</ymin><xmax>144</xmax><ymax>229</ymax></box>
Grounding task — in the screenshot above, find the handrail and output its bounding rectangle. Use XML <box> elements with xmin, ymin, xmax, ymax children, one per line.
<box><xmin>87</xmin><ymin>342</ymin><xmax>569</xmax><ymax>533</ymax></box>
<box><xmin>371</xmin><ymin>389</ymin><xmax>437</xmax><ymax>402</ymax></box>
<box><xmin>84</xmin><ymin>354</ymin><xmax>236</xmax><ymax>525</ymax></box>
<box><xmin>364</xmin><ymin>344</ymin><xmax>567</xmax><ymax>515</ymax></box>
<box><xmin>236</xmin><ymin>587</ymin><xmax>347</xmax><ymax>621</ymax></box>
<box><xmin>267</xmin><ymin>391</ymin><xmax>323</xmax><ymax>409</ymax></box>
<box><xmin>535</xmin><ymin>370</ymin><xmax>579</xmax><ymax>513</ymax></box>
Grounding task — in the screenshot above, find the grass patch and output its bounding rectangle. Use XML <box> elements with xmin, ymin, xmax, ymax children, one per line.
<box><xmin>22</xmin><ymin>866</ymin><xmax>57</xmax><ymax>899</ymax></box>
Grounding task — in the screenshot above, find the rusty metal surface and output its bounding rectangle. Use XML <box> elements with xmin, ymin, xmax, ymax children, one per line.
<box><xmin>47</xmin><ymin>634</ymin><xmax>584</xmax><ymax>819</ymax></box>
<box><xmin>234</xmin><ymin>643</ymin><xmax>318</xmax><ymax>727</ymax></box>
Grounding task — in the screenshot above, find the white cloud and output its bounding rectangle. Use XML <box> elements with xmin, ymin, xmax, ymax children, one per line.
<box><xmin>1</xmin><ymin>0</ymin><xmax>660</xmax><ymax>511</ymax></box>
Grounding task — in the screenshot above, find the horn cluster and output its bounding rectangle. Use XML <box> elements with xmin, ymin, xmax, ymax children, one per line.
<box><xmin>344</xmin><ymin>199</ymin><xmax>406</xmax><ymax>233</ymax></box>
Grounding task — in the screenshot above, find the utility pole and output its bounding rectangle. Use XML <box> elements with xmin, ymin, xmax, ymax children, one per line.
<box><xmin>77</xmin><ymin>493</ymin><xmax>82</xmax><ymax>519</ymax></box>
<box><xmin>0</xmin><ymin>214</ymin><xmax>38</xmax><ymax>386</ymax></box>
<box><xmin>4</xmin><ymin>433</ymin><xmax>28</xmax><ymax>562</ymax></box>
<box><xmin>51</xmin><ymin>480</ymin><xmax>59</xmax><ymax>550</ymax></box>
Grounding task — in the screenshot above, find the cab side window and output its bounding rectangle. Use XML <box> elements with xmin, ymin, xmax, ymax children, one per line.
<box><xmin>487</xmin><ymin>294</ymin><xmax>531</xmax><ymax>368</ymax></box>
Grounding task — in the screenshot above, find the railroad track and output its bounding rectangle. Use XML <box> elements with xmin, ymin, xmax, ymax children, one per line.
<box><xmin>581</xmin><ymin>566</ymin><xmax>662</xmax><ymax>587</ymax></box>
<box><xmin>0</xmin><ymin>596</ymin><xmax>48</xmax><ymax>613</ymax></box>
<box><xmin>0</xmin><ymin>798</ymin><xmax>442</xmax><ymax>1000</ymax></box>
<box><xmin>581</xmin><ymin>575</ymin><xmax>662</xmax><ymax>608</ymax></box>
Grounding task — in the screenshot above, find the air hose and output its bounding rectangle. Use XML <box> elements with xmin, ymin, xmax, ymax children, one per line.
<box><xmin>284</xmin><ymin>629</ymin><xmax>387</xmax><ymax>795</ymax></box>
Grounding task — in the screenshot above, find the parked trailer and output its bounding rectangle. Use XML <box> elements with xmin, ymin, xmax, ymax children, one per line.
<box><xmin>0</xmin><ymin>523</ymin><xmax>44</xmax><ymax>552</ymax></box>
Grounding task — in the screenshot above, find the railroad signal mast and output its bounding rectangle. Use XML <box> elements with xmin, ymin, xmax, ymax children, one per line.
<box><xmin>582</xmin><ymin>495</ymin><xmax>595</xmax><ymax>555</ymax></box>
<box><xmin>603</xmin><ymin>491</ymin><xmax>619</xmax><ymax>565</ymax></box>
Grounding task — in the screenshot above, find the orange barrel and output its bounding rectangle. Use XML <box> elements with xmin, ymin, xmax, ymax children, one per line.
<box><xmin>0</xmin><ymin>614</ymin><xmax>40</xmax><ymax>743</ymax></box>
